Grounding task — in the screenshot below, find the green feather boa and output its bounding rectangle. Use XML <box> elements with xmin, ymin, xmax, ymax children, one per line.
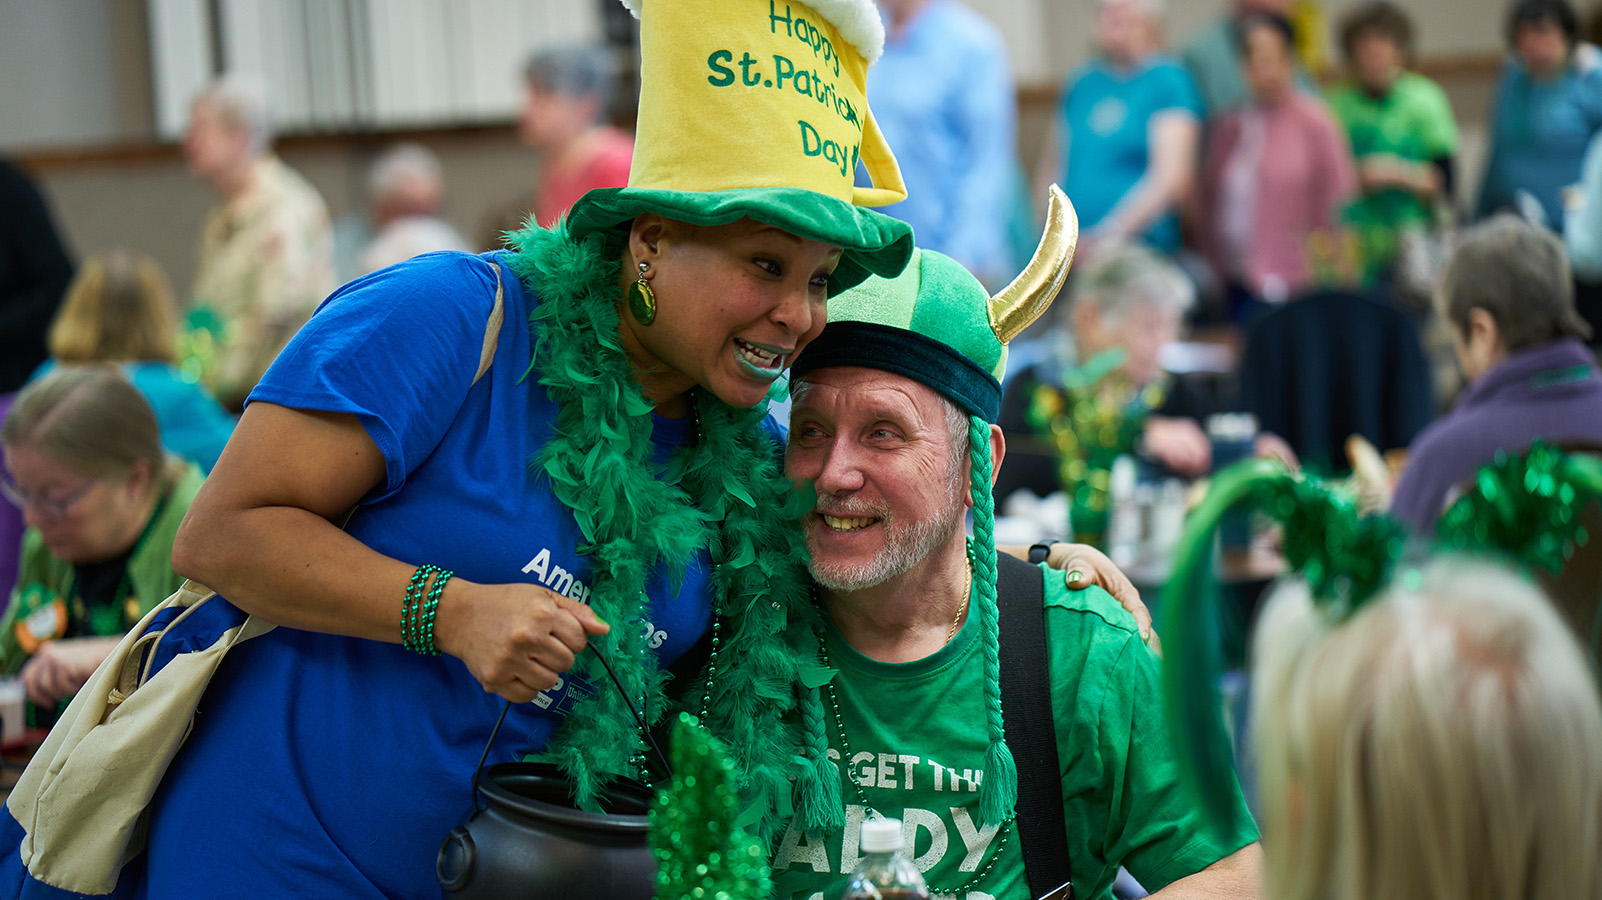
<box><xmin>503</xmin><ymin>222</ymin><xmax>820</xmax><ymax>844</ymax></box>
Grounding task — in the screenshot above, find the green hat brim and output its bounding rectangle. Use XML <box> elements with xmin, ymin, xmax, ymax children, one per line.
<box><xmin>565</xmin><ymin>186</ymin><xmax>914</xmax><ymax>294</ymax></box>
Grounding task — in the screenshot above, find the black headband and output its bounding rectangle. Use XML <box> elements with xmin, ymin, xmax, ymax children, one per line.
<box><xmin>790</xmin><ymin>321</ymin><xmax>1002</xmax><ymax>422</ymax></box>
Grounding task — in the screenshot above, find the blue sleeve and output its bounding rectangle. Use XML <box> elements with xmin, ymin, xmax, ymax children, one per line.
<box><xmin>247</xmin><ymin>251</ymin><xmax>504</xmax><ymax>502</ymax></box>
<box><xmin>945</xmin><ymin>24</ymin><xmax>1017</xmax><ymax>279</ymax></box>
<box><xmin>758</xmin><ymin>411</ymin><xmax>787</xmax><ymax>446</ymax></box>
<box><xmin>1152</xmin><ymin>62</ymin><xmax>1204</xmax><ymax>119</ymax></box>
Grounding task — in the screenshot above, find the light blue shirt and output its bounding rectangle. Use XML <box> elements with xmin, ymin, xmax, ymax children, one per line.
<box><xmin>1058</xmin><ymin>56</ymin><xmax>1202</xmax><ymax>252</ymax></box>
<box><xmin>859</xmin><ymin>1</ymin><xmax>1015</xmax><ymax>285</ymax></box>
<box><xmin>1568</xmin><ymin>130</ymin><xmax>1602</xmax><ymax>281</ymax></box>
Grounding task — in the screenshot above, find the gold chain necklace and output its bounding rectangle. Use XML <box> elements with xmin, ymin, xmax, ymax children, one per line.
<box><xmin>944</xmin><ymin>555</ymin><xmax>973</xmax><ymax>645</ymax></box>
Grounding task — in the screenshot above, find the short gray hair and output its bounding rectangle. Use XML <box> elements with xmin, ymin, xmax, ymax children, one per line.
<box><xmin>194</xmin><ymin>74</ymin><xmax>273</xmax><ymax>155</ymax></box>
<box><xmin>368</xmin><ymin>142</ymin><xmax>443</xmax><ymax>202</ymax></box>
<box><xmin>1251</xmin><ymin>558</ymin><xmax>1602</xmax><ymax>900</ymax></box>
<box><xmin>1067</xmin><ymin>242</ymin><xmax>1194</xmax><ymax>327</ymax></box>
<box><xmin>524</xmin><ymin>45</ymin><xmax>616</xmax><ymax>114</ymax></box>
<box><xmin>1438</xmin><ymin>213</ymin><xmax>1591</xmax><ymax>350</ymax></box>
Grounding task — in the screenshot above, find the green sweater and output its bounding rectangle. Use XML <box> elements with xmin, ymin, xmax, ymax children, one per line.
<box><xmin>1</xmin><ymin>462</ymin><xmax>204</xmax><ymax>675</ymax></box>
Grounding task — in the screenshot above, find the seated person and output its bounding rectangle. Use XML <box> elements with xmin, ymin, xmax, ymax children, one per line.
<box><xmin>999</xmin><ymin>243</ymin><xmax>1292</xmax><ymax>543</ymax></box>
<box><xmin>771</xmin><ymin>244</ymin><xmax>1260</xmax><ymax>899</ymax></box>
<box><xmin>0</xmin><ymin>366</ymin><xmax>203</xmax><ymax>722</ymax></box>
<box><xmin>1391</xmin><ymin>214</ymin><xmax>1602</xmax><ymax>532</ymax></box>
<box><xmin>37</xmin><ymin>250</ymin><xmax>235</xmax><ymax>472</ymax></box>
<box><xmin>1251</xmin><ymin>557</ymin><xmax>1602</xmax><ymax>900</ymax></box>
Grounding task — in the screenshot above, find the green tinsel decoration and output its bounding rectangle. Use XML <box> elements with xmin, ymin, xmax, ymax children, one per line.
<box><xmin>1437</xmin><ymin>441</ymin><xmax>1593</xmax><ymax>575</ymax></box>
<box><xmin>650</xmin><ymin>714</ymin><xmax>774</xmax><ymax>900</ymax></box>
<box><xmin>1160</xmin><ymin>457</ymin><xmax>1404</xmax><ymax>827</ymax></box>
<box><xmin>1165</xmin><ymin>444</ymin><xmax>1602</xmax><ymax>829</ymax></box>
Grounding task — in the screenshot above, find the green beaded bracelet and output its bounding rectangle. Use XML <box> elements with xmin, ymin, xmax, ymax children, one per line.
<box><xmin>402</xmin><ymin>564</ymin><xmax>444</xmax><ymax>655</ymax></box>
<box><xmin>417</xmin><ymin>568</ymin><xmax>453</xmax><ymax>656</ymax></box>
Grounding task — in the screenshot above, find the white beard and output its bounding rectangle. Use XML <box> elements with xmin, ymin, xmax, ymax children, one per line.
<box><xmin>806</xmin><ymin>481</ymin><xmax>967</xmax><ymax>592</ymax></box>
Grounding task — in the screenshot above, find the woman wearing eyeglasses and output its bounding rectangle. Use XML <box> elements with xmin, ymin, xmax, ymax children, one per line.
<box><xmin>0</xmin><ymin>365</ymin><xmax>203</xmax><ymax>723</ymax></box>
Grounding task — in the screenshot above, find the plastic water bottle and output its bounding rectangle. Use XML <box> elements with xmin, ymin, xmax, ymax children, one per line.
<box><xmin>840</xmin><ymin>818</ymin><xmax>931</xmax><ymax>900</ymax></box>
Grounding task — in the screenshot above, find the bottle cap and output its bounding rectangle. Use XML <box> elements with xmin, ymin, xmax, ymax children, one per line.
<box><xmin>860</xmin><ymin>817</ymin><xmax>904</xmax><ymax>853</ymax></box>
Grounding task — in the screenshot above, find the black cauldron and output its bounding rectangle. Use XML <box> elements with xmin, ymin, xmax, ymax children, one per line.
<box><xmin>437</xmin><ymin>761</ymin><xmax>658</xmax><ymax>899</ymax></box>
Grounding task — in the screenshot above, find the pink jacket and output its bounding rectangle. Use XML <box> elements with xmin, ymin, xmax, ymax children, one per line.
<box><xmin>1202</xmin><ymin>92</ymin><xmax>1357</xmax><ymax>298</ymax></box>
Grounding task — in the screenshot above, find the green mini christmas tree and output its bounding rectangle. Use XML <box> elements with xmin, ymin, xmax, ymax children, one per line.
<box><xmin>650</xmin><ymin>714</ymin><xmax>773</xmax><ymax>900</ymax></box>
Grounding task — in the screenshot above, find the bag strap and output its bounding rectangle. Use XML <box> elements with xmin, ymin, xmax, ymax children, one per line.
<box><xmin>996</xmin><ymin>552</ymin><xmax>1074</xmax><ymax>900</ymax></box>
<box><xmin>474</xmin><ymin>260</ymin><xmax>505</xmax><ymax>386</ymax></box>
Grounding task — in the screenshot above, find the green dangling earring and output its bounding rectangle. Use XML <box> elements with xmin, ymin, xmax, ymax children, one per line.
<box><xmin>628</xmin><ymin>260</ymin><xmax>657</xmax><ymax>325</ymax></box>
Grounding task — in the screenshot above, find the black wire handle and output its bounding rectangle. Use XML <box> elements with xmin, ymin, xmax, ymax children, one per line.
<box><xmin>469</xmin><ymin>642</ymin><xmax>673</xmax><ymax>810</ymax></box>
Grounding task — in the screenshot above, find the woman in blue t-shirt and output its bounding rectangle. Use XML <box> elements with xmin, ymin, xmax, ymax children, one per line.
<box><xmin>1040</xmin><ymin>0</ymin><xmax>1203</xmax><ymax>254</ymax></box>
<box><xmin>1</xmin><ymin>4</ymin><xmax>920</xmax><ymax>898</ymax></box>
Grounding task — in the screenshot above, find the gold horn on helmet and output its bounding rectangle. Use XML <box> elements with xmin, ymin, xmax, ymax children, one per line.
<box><xmin>988</xmin><ymin>184</ymin><xmax>1079</xmax><ymax>345</ymax></box>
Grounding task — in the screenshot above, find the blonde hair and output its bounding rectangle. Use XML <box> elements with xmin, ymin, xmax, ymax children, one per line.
<box><xmin>1</xmin><ymin>365</ymin><xmax>169</xmax><ymax>490</ymax></box>
<box><xmin>47</xmin><ymin>250</ymin><xmax>178</xmax><ymax>364</ymax></box>
<box><xmin>1251</xmin><ymin>558</ymin><xmax>1602</xmax><ymax>900</ymax></box>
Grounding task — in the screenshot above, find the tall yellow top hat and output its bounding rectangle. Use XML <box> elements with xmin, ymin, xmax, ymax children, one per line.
<box><xmin>566</xmin><ymin>0</ymin><xmax>914</xmax><ymax>292</ymax></box>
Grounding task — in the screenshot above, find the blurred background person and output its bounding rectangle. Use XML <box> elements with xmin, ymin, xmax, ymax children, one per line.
<box><xmin>0</xmin><ymin>367</ymin><xmax>203</xmax><ymax>723</ymax></box>
<box><xmin>35</xmin><ymin>250</ymin><xmax>234</xmax><ymax>474</ymax></box>
<box><xmin>351</xmin><ymin>143</ymin><xmax>472</xmax><ymax>277</ymax></box>
<box><xmin>182</xmin><ymin>75</ymin><xmax>334</xmax><ymax>412</ymax></box>
<box><xmin>864</xmin><ymin>0</ymin><xmax>1015</xmax><ymax>286</ymax></box>
<box><xmin>997</xmin><ymin>243</ymin><xmax>1295</xmax><ymax>543</ymax></box>
<box><xmin>1181</xmin><ymin>0</ymin><xmax>1311</xmax><ymax>119</ymax></box>
<box><xmin>1567</xmin><ymin>6</ymin><xmax>1602</xmax><ymax>290</ymax></box>
<box><xmin>520</xmin><ymin>45</ymin><xmax>633</xmax><ymax>229</ymax></box>
<box><xmin>1325</xmin><ymin>2</ymin><xmax>1460</xmax><ymax>289</ymax></box>
<box><xmin>1042</xmin><ymin>0</ymin><xmax>1201</xmax><ymax>256</ymax></box>
<box><xmin>0</xmin><ymin>158</ymin><xmax>74</xmax><ymax>397</ymax></box>
<box><xmin>1476</xmin><ymin>0</ymin><xmax>1602</xmax><ymax>232</ymax></box>
<box><xmin>1390</xmin><ymin>215</ymin><xmax>1602</xmax><ymax>533</ymax></box>
<box><xmin>1251</xmin><ymin>558</ymin><xmax>1602</xmax><ymax>900</ymax></box>
<box><xmin>1199</xmin><ymin>12</ymin><xmax>1356</xmax><ymax>315</ymax></box>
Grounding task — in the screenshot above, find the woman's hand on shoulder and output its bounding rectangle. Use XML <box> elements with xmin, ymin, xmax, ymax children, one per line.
<box><xmin>433</xmin><ymin>580</ymin><xmax>611</xmax><ymax>703</ymax></box>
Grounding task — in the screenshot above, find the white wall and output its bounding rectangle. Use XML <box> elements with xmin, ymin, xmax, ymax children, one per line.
<box><xmin>0</xmin><ymin>0</ymin><xmax>156</xmax><ymax>152</ymax></box>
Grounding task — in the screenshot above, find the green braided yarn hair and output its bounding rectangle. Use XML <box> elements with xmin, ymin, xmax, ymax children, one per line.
<box><xmin>1163</xmin><ymin>441</ymin><xmax>1602</xmax><ymax>827</ymax></box>
<box><xmin>788</xmin><ymin>186</ymin><xmax>1079</xmax><ymax>830</ymax></box>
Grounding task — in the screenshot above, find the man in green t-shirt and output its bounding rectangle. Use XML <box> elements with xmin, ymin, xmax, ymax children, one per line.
<box><xmin>772</xmin><ymin>207</ymin><xmax>1260</xmax><ymax>900</ymax></box>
